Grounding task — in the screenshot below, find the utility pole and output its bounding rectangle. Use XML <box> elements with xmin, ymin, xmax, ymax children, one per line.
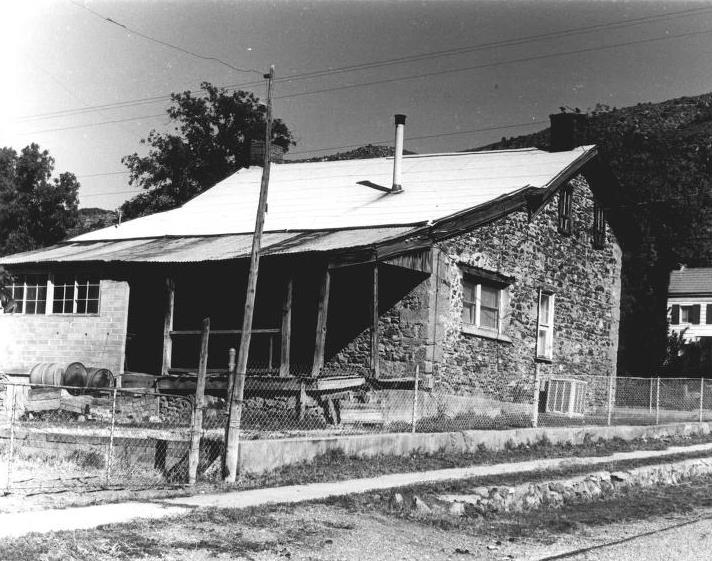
<box><xmin>224</xmin><ymin>66</ymin><xmax>275</xmax><ymax>483</ymax></box>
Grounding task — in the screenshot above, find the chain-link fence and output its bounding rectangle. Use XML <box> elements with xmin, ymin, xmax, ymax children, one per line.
<box><xmin>1</xmin><ymin>369</ymin><xmax>711</xmax><ymax>494</ymax></box>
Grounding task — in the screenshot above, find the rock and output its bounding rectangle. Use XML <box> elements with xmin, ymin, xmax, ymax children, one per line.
<box><xmin>449</xmin><ymin>502</ymin><xmax>466</xmax><ymax>517</ymax></box>
<box><xmin>600</xmin><ymin>480</ymin><xmax>615</xmax><ymax>494</ymax></box>
<box><xmin>390</xmin><ymin>493</ymin><xmax>404</xmax><ymax>508</ymax></box>
<box><xmin>148</xmin><ymin>415</ymin><xmax>161</xmax><ymax>423</ymax></box>
<box><xmin>412</xmin><ymin>495</ymin><xmax>431</xmax><ymax>515</ymax></box>
<box><xmin>76</xmin><ymin>415</ymin><xmax>86</xmax><ymax>422</ymax></box>
<box><xmin>471</xmin><ymin>486</ymin><xmax>490</xmax><ymax>498</ymax></box>
<box><xmin>611</xmin><ymin>471</ymin><xmax>630</xmax><ymax>482</ymax></box>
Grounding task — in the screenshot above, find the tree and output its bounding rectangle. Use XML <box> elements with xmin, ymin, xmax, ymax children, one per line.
<box><xmin>0</xmin><ymin>144</ymin><xmax>80</xmax><ymax>256</ymax></box>
<box><xmin>0</xmin><ymin>265</ymin><xmax>13</xmax><ymax>311</ymax></box>
<box><xmin>121</xmin><ymin>82</ymin><xmax>295</xmax><ymax>219</ymax></box>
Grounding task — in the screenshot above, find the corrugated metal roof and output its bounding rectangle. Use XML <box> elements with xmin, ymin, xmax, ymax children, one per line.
<box><xmin>0</xmin><ymin>227</ymin><xmax>415</xmax><ymax>264</ymax></box>
<box><xmin>72</xmin><ymin>146</ymin><xmax>595</xmax><ymax>242</ymax></box>
<box><xmin>669</xmin><ymin>268</ymin><xmax>712</xmax><ymax>295</ymax></box>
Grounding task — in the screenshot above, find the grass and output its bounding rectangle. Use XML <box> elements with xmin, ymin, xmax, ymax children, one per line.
<box><xmin>233</xmin><ymin>430</ymin><xmax>712</xmax><ymax>490</ymax></box>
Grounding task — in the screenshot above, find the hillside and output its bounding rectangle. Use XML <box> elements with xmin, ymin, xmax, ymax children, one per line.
<box><xmin>66</xmin><ymin>208</ymin><xmax>117</xmax><ymax>238</ymax></box>
<box><xmin>479</xmin><ymin>95</ymin><xmax>712</xmax><ymax>375</ymax></box>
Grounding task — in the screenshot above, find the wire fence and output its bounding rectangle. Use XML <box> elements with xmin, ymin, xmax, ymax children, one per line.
<box><xmin>0</xmin><ymin>370</ymin><xmax>710</xmax><ymax>493</ymax></box>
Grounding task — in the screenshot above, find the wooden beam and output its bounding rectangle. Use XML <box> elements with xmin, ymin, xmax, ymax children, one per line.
<box><xmin>311</xmin><ymin>268</ymin><xmax>331</xmax><ymax>377</ymax></box>
<box><xmin>161</xmin><ymin>277</ymin><xmax>175</xmax><ymax>377</ymax></box>
<box><xmin>370</xmin><ymin>264</ymin><xmax>380</xmax><ymax>379</ymax></box>
<box><xmin>279</xmin><ymin>277</ymin><xmax>293</xmax><ymax>377</ymax></box>
<box><xmin>188</xmin><ymin>317</ymin><xmax>210</xmax><ymax>486</ymax></box>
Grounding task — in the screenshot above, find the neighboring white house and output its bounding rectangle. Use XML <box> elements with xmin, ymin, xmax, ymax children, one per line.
<box><xmin>668</xmin><ymin>267</ymin><xmax>712</xmax><ymax>341</ymax></box>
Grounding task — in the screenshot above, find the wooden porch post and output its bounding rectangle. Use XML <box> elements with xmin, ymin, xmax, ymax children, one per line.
<box><xmin>311</xmin><ymin>269</ymin><xmax>331</xmax><ymax>377</ymax></box>
<box><xmin>279</xmin><ymin>277</ymin><xmax>293</xmax><ymax>377</ymax></box>
<box><xmin>370</xmin><ymin>263</ymin><xmax>380</xmax><ymax>379</ymax></box>
<box><xmin>161</xmin><ymin>277</ymin><xmax>175</xmax><ymax>376</ymax></box>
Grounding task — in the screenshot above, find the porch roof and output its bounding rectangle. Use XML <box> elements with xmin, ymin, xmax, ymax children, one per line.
<box><xmin>0</xmin><ymin>227</ymin><xmax>416</xmax><ymax>264</ymax></box>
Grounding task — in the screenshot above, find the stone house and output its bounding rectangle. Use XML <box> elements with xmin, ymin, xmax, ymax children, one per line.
<box><xmin>0</xmin><ymin>114</ymin><xmax>622</xmax><ymax>411</ymax></box>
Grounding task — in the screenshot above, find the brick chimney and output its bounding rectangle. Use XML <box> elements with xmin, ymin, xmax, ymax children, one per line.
<box><xmin>247</xmin><ymin>139</ymin><xmax>285</xmax><ymax>166</ymax></box>
<box><xmin>549</xmin><ymin>112</ymin><xmax>587</xmax><ymax>152</ymax></box>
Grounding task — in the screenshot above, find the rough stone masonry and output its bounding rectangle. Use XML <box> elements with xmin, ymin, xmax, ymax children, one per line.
<box><xmin>326</xmin><ymin>173</ymin><xmax>622</xmax><ymax>404</ymax></box>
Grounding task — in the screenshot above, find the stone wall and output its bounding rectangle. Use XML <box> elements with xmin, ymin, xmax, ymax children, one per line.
<box><xmin>437</xmin><ymin>175</ymin><xmax>621</xmax><ymax>400</ymax></box>
<box><xmin>324</xmin><ymin>174</ymin><xmax>622</xmax><ymax>402</ymax></box>
<box><xmin>0</xmin><ymin>280</ymin><xmax>130</xmax><ymax>376</ymax></box>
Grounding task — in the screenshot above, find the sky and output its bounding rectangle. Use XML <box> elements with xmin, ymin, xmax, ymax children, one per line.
<box><xmin>3</xmin><ymin>0</ymin><xmax>712</xmax><ymax>210</ymax></box>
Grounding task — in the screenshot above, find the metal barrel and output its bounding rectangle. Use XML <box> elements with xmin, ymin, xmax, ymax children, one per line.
<box><xmin>28</xmin><ymin>362</ymin><xmax>66</xmax><ymax>387</ymax></box>
<box><xmin>63</xmin><ymin>362</ymin><xmax>88</xmax><ymax>388</ymax></box>
<box><xmin>85</xmin><ymin>367</ymin><xmax>114</xmax><ymax>388</ymax></box>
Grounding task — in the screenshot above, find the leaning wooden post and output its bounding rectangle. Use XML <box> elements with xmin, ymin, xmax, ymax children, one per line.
<box><xmin>161</xmin><ymin>277</ymin><xmax>175</xmax><ymax>376</ymax></box>
<box><xmin>279</xmin><ymin>277</ymin><xmax>293</xmax><ymax>377</ymax></box>
<box><xmin>700</xmin><ymin>378</ymin><xmax>705</xmax><ymax>423</ymax></box>
<box><xmin>188</xmin><ymin>317</ymin><xmax>210</xmax><ymax>486</ymax></box>
<box><xmin>224</xmin><ymin>67</ymin><xmax>275</xmax><ymax>483</ymax></box>
<box><xmin>311</xmin><ymin>268</ymin><xmax>331</xmax><ymax>377</ymax></box>
<box><xmin>655</xmin><ymin>376</ymin><xmax>661</xmax><ymax>425</ymax></box>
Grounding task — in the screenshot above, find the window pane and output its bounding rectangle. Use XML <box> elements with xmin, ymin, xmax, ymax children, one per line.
<box><xmin>681</xmin><ymin>307</ymin><xmax>691</xmax><ymax>323</ymax></box>
<box><xmin>88</xmin><ymin>284</ymin><xmax>100</xmax><ymax>299</ymax></box>
<box><xmin>480</xmin><ymin>307</ymin><xmax>498</xmax><ymax>329</ymax></box>
<box><xmin>538</xmin><ymin>328</ymin><xmax>549</xmax><ymax>357</ymax></box>
<box><xmin>77</xmin><ymin>284</ymin><xmax>88</xmax><ymax>300</ymax></box>
<box><xmin>76</xmin><ymin>299</ymin><xmax>87</xmax><ymax>314</ymax></box>
<box><xmin>86</xmin><ymin>299</ymin><xmax>99</xmax><ymax>314</ymax></box>
<box><xmin>481</xmin><ymin>285</ymin><xmax>499</xmax><ymax>308</ymax></box>
<box><xmin>540</xmin><ymin>293</ymin><xmax>550</xmax><ymax>322</ymax></box>
<box><xmin>462</xmin><ymin>303</ymin><xmax>475</xmax><ymax>325</ymax></box>
<box><xmin>462</xmin><ymin>279</ymin><xmax>476</xmax><ymax>303</ymax></box>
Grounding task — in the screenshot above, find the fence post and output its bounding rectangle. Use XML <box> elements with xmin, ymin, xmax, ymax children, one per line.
<box><xmin>655</xmin><ymin>377</ymin><xmax>661</xmax><ymax>425</ymax></box>
<box><xmin>5</xmin><ymin>390</ymin><xmax>17</xmax><ymax>493</ymax></box>
<box><xmin>411</xmin><ymin>365</ymin><xmax>419</xmax><ymax>433</ymax></box>
<box><xmin>649</xmin><ymin>378</ymin><xmax>653</xmax><ymax>412</ymax></box>
<box><xmin>531</xmin><ymin>364</ymin><xmax>540</xmax><ymax>428</ymax></box>
<box><xmin>105</xmin><ymin>385</ymin><xmax>118</xmax><ymax>485</ymax></box>
<box><xmin>607</xmin><ymin>375</ymin><xmax>614</xmax><ymax>426</ymax></box>
<box><xmin>700</xmin><ymin>378</ymin><xmax>705</xmax><ymax>423</ymax></box>
<box><xmin>189</xmin><ymin>318</ymin><xmax>210</xmax><ymax>486</ymax></box>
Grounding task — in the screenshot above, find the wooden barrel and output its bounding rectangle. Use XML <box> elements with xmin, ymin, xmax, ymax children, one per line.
<box><xmin>86</xmin><ymin>367</ymin><xmax>114</xmax><ymax>389</ymax></box>
<box><xmin>63</xmin><ymin>362</ymin><xmax>88</xmax><ymax>388</ymax></box>
<box><xmin>28</xmin><ymin>362</ymin><xmax>65</xmax><ymax>387</ymax></box>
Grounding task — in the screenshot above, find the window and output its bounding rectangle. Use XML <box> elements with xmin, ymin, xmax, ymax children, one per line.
<box><xmin>462</xmin><ymin>279</ymin><xmax>501</xmax><ymax>332</ymax></box>
<box><xmin>1</xmin><ymin>273</ymin><xmax>100</xmax><ymax>315</ymax></box>
<box><xmin>558</xmin><ymin>184</ymin><xmax>574</xmax><ymax>235</ymax></box>
<box><xmin>53</xmin><ymin>276</ymin><xmax>100</xmax><ymax>314</ymax></box>
<box><xmin>537</xmin><ymin>291</ymin><xmax>554</xmax><ymax>360</ymax></box>
<box><xmin>592</xmin><ymin>202</ymin><xmax>606</xmax><ymax>249</ymax></box>
<box><xmin>3</xmin><ymin>274</ymin><xmax>48</xmax><ymax>314</ymax></box>
<box><xmin>671</xmin><ymin>304</ymin><xmax>700</xmax><ymax>325</ymax></box>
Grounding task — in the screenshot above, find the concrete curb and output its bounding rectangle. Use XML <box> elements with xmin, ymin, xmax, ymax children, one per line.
<box><xmin>2</xmin><ymin>440</ymin><xmax>711</xmax><ymax>540</ymax></box>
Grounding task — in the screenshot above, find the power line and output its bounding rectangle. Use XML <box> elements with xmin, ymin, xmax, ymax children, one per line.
<box><xmin>19</xmin><ymin>113</ymin><xmax>167</xmax><ymax>136</ymax></box>
<box><xmin>16</xmin><ymin>5</ymin><xmax>712</xmax><ymax>123</ymax></box>
<box><xmin>17</xmin><ymin>24</ymin><xmax>712</xmax><ymax>136</ymax></box>
<box><xmin>275</xmin><ymin>26</ymin><xmax>712</xmax><ymax>101</ymax></box>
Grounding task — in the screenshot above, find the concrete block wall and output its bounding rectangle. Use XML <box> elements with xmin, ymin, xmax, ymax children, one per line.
<box><xmin>0</xmin><ymin>280</ymin><xmax>130</xmax><ymax>376</ymax></box>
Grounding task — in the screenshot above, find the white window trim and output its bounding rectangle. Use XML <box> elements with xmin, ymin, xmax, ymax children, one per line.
<box><xmin>462</xmin><ymin>278</ymin><xmax>505</xmax><ymax>335</ymax></box>
<box><xmin>537</xmin><ymin>290</ymin><xmax>555</xmax><ymax>360</ymax></box>
<box><xmin>1</xmin><ymin>273</ymin><xmax>101</xmax><ymax>316</ymax></box>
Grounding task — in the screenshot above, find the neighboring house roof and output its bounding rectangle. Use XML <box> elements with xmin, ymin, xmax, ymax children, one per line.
<box><xmin>1</xmin><ymin>145</ymin><xmax>596</xmax><ymax>265</ymax></box>
<box><xmin>669</xmin><ymin>268</ymin><xmax>712</xmax><ymax>296</ymax></box>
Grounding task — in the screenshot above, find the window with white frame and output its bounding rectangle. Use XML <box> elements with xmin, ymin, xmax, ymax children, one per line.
<box><xmin>1</xmin><ymin>273</ymin><xmax>100</xmax><ymax>315</ymax></box>
<box><xmin>4</xmin><ymin>274</ymin><xmax>48</xmax><ymax>314</ymax></box>
<box><xmin>53</xmin><ymin>276</ymin><xmax>100</xmax><ymax>314</ymax></box>
<box><xmin>537</xmin><ymin>290</ymin><xmax>555</xmax><ymax>360</ymax></box>
<box><xmin>462</xmin><ymin>278</ymin><xmax>502</xmax><ymax>332</ymax></box>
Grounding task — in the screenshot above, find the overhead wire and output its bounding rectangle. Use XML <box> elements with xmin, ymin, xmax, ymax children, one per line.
<box><xmin>15</xmin><ymin>4</ymin><xmax>712</xmax><ymax>123</ymax></box>
<box><xmin>16</xmin><ymin>23</ymin><xmax>712</xmax><ymax>136</ymax></box>
<box><xmin>69</xmin><ymin>0</ymin><xmax>263</xmax><ymax>77</ymax></box>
